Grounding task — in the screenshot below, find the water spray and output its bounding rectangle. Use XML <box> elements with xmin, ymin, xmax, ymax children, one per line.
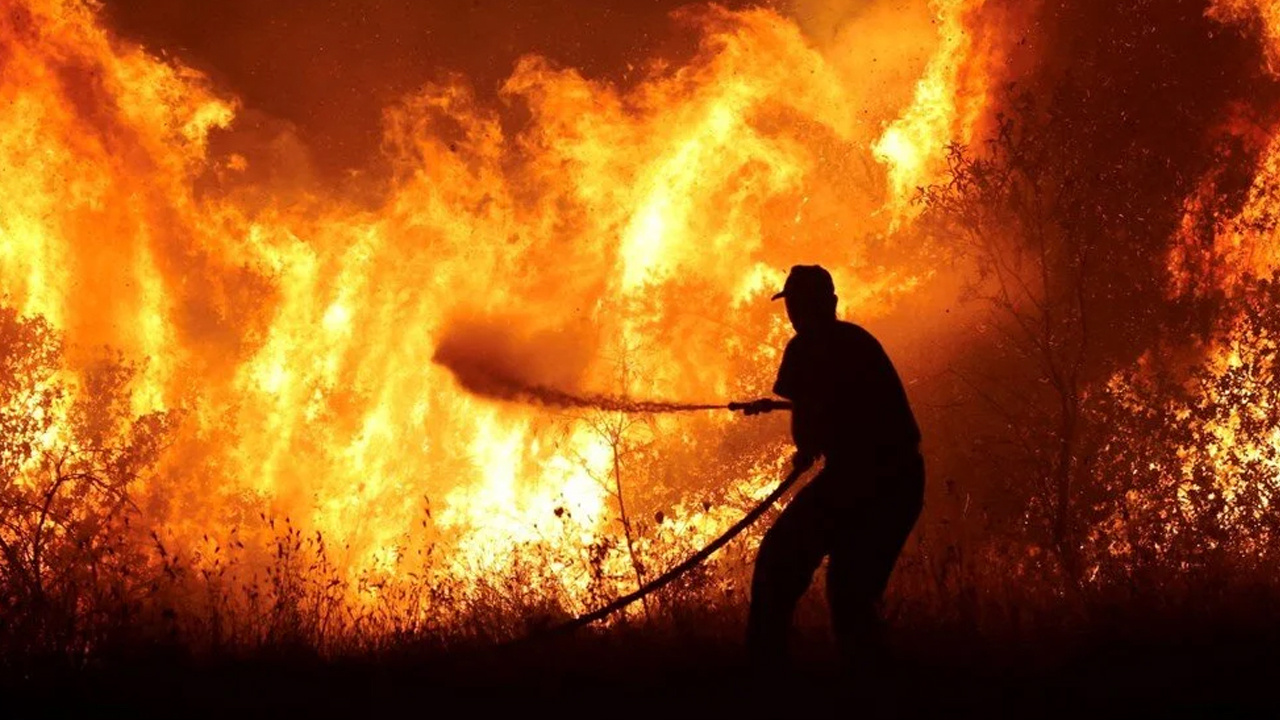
<box><xmin>434</xmin><ymin>338</ymin><xmax>800</xmax><ymax>639</ymax></box>
<box><xmin>432</xmin><ymin>339</ymin><xmax>793</xmax><ymax>415</ymax></box>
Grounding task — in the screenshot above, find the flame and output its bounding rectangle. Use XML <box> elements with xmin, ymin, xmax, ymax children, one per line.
<box><xmin>1189</xmin><ymin>1</ymin><xmax>1280</xmax><ymax>291</ymax></box>
<box><xmin>1098</xmin><ymin>0</ymin><xmax>1280</xmax><ymax>567</ymax></box>
<box><xmin>1209</xmin><ymin>0</ymin><xmax>1280</xmax><ymax>71</ymax></box>
<box><xmin>873</xmin><ymin>0</ymin><xmax>992</xmax><ymax>217</ymax></box>
<box><xmin>0</xmin><ymin>0</ymin><xmax>996</xmax><ymax>629</ymax></box>
<box><xmin>10</xmin><ymin>0</ymin><xmax>1280</xmax><ymax>649</ymax></box>
<box><xmin>1173</xmin><ymin>129</ymin><xmax>1280</xmax><ymax>293</ymax></box>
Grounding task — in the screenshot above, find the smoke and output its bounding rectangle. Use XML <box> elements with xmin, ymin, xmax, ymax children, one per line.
<box><xmin>433</xmin><ymin>315</ymin><xmax>726</xmax><ymax>413</ymax></box>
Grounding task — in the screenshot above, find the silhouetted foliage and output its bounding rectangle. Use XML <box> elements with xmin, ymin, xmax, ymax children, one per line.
<box><xmin>1087</xmin><ymin>275</ymin><xmax>1280</xmax><ymax>579</ymax></box>
<box><xmin>0</xmin><ymin>308</ymin><xmax>175</xmax><ymax>664</ymax></box>
<box><xmin>918</xmin><ymin>104</ymin><xmax>1099</xmax><ymax>579</ymax></box>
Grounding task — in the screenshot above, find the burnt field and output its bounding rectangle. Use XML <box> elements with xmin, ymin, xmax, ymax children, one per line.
<box><xmin>8</xmin><ymin>0</ymin><xmax>1280</xmax><ymax>715</ymax></box>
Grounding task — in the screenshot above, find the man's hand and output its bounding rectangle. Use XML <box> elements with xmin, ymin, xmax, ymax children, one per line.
<box><xmin>791</xmin><ymin>450</ymin><xmax>818</xmax><ymax>474</ymax></box>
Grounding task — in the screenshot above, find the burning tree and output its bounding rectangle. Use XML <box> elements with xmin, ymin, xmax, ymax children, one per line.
<box><xmin>0</xmin><ymin>308</ymin><xmax>174</xmax><ymax>662</ymax></box>
<box><xmin>918</xmin><ymin>105</ymin><xmax>1103</xmax><ymax>580</ymax></box>
<box><xmin>574</xmin><ymin>353</ymin><xmax>659</xmax><ymax>620</ymax></box>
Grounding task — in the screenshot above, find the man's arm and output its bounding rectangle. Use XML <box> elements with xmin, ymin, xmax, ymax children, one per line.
<box><xmin>773</xmin><ymin>339</ymin><xmax>821</xmax><ymax>470</ymax></box>
<box><xmin>788</xmin><ymin>403</ymin><xmax>823</xmax><ymax>470</ymax></box>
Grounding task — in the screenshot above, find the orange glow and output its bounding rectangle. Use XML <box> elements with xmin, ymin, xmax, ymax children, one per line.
<box><xmin>873</xmin><ymin>0</ymin><xmax>992</xmax><ymax>218</ymax></box>
<box><xmin>0</xmin><ymin>0</ymin><xmax>993</xmax><ymax>629</ymax></box>
<box><xmin>1209</xmin><ymin>0</ymin><xmax>1280</xmax><ymax>71</ymax></box>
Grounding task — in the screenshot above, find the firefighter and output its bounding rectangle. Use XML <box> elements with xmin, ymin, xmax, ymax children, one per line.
<box><xmin>739</xmin><ymin>264</ymin><xmax>924</xmax><ymax>672</ymax></box>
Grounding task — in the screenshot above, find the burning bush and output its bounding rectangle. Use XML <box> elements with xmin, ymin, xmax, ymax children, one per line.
<box><xmin>1088</xmin><ymin>276</ymin><xmax>1280</xmax><ymax>578</ymax></box>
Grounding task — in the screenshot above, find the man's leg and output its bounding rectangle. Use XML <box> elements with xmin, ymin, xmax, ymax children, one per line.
<box><xmin>826</xmin><ymin>546</ymin><xmax>891</xmax><ymax>675</ymax></box>
<box><xmin>826</xmin><ymin>454</ymin><xmax>924</xmax><ymax>673</ymax></box>
<box><xmin>746</xmin><ymin>480</ymin><xmax>832</xmax><ymax>670</ymax></box>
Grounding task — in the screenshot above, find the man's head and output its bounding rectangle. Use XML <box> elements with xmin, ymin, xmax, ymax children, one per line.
<box><xmin>772</xmin><ymin>265</ymin><xmax>837</xmax><ymax>333</ymax></box>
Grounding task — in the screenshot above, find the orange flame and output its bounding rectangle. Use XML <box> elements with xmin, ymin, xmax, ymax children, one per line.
<box><xmin>0</xmin><ymin>0</ymin><xmax>991</xmax><ymax>620</ymax></box>
<box><xmin>873</xmin><ymin>0</ymin><xmax>993</xmax><ymax>218</ymax></box>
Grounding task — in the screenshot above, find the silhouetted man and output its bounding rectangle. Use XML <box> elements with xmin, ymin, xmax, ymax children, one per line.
<box><xmin>741</xmin><ymin>264</ymin><xmax>924</xmax><ymax>672</ymax></box>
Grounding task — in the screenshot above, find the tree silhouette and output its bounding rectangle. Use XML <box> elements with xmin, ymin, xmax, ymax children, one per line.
<box><xmin>0</xmin><ymin>307</ymin><xmax>174</xmax><ymax>660</ymax></box>
<box><xmin>919</xmin><ymin>105</ymin><xmax>1099</xmax><ymax>581</ymax></box>
<box><xmin>572</xmin><ymin>338</ymin><xmax>658</xmax><ymax>620</ymax></box>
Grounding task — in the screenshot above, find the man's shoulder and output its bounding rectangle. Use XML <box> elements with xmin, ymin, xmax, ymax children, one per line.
<box><xmin>834</xmin><ymin>320</ymin><xmax>881</xmax><ymax>347</ymax></box>
<box><xmin>788</xmin><ymin>321</ymin><xmax>880</xmax><ymax>350</ymax></box>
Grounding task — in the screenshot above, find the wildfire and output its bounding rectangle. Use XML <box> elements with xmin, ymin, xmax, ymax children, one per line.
<box><xmin>5</xmin><ymin>0</ymin><xmax>1280</xmax><ymax>664</ymax></box>
<box><xmin>0</xmin><ymin>0</ymin><xmax>978</xmax><ymax>627</ymax></box>
<box><xmin>1087</xmin><ymin>0</ymin><xmax>1280</xmax><ymax>573</ymax></box>
<box><xmin>9</xmin><ymin>0</ymin><xmax>1280</xmax><ymax>652</ymax></box>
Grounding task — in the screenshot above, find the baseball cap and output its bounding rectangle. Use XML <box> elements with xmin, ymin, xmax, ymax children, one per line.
<box><xmin>771</xmin><ymin>264</ymin><xmax>835</xmax><ymax>301</ymax></box>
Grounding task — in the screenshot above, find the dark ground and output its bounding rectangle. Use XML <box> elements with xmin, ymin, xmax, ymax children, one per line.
<box><xmin>10</xmin><ymin>613</ymin><xmax>1280</xmax><ymax>719</ymax></box>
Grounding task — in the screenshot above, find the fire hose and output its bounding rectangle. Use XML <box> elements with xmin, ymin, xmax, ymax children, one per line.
<box><xmin>521</xmin><ymin>398</ymin><xmax>800</xmax><ymax>641</ymax></box>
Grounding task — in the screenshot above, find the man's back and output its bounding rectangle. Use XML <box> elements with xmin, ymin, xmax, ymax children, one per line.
<box><xmin>772</xmin><ymin>320</ymin><xmax>920</xmax><ymax>462</ymax></box>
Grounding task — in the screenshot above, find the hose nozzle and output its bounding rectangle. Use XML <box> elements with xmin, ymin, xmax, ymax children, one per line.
<box><xmin>728</xmin><ymin>398</ymin><xmax>793</xmax><ymax>415</ymax></box>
